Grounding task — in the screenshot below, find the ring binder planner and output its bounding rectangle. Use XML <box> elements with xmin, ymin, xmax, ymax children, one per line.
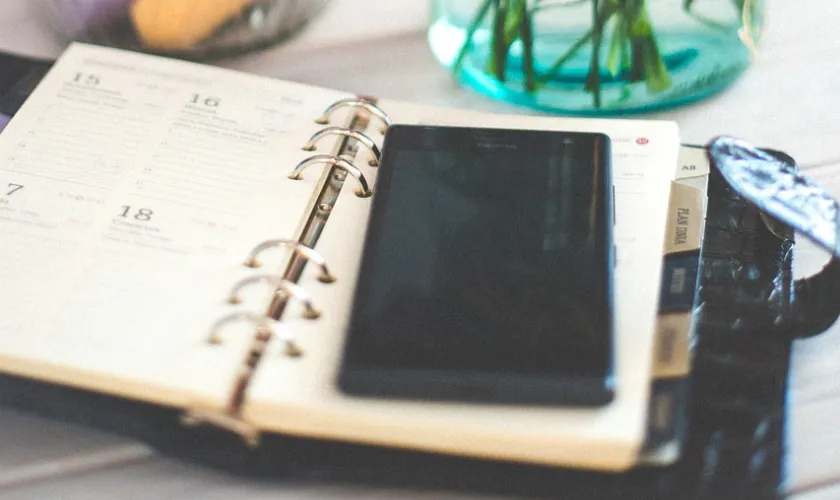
<box><xmin>0</xmin><ymin>40</ymin><xmax>722</xmax><ymax>475</ymax></box>
<box><xmin>289</xmin><ymin>154</ymin><xmax>372</xmax><ymax>198</ymax></box>
<box><xmin>243</xmin><ymin>239</ymin><xmax>335</xmax><ymax>283</ymax></box>
<box><xmin>5</xmin><ymin>45</ymin><xmax>840</xmax><ymax>500</ymax></box>
<box><xmin>302</xmin><ymin>127</ymin><xmax>381</xmax><ymax>166</ymax></box>
<box><xmin>314</xmin><ymin>97</ymin><xmax>392</xmax><ymax>133</ymax></box>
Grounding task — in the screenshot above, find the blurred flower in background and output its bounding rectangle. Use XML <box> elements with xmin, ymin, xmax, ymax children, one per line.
<box><xmin>40</xmin><ymin>0</ymin><xmax>331</xmax><ymax>59</ymax></box>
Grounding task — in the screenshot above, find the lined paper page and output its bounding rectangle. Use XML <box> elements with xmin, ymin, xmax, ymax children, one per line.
<box><xmin>0</xmin><ymin>43</ymin><xmax>351</xmax><ymax>407</ymax></box>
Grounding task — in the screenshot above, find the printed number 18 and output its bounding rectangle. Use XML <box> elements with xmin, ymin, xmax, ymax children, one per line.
<box><xmin>190</xmin><ymin>94</ymin><xmax>220</xmax><ymax>107</ymax></box>
<box><xmin>119</xmin><ymin>206</ymin><xmax>153</xmax><ymax>221</ymax></box>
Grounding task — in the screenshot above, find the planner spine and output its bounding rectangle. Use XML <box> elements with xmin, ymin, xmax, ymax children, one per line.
<box><xmin>181</xmin><ymin>97</ymin><xmax>390</xmax><ymax>445</ymax></box>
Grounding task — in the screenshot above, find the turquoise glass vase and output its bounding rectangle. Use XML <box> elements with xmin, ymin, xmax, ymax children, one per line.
<box><xmin>429</xmin><ymin>0</ymin><xmax>764</xmax><ymax>115</ymax></box>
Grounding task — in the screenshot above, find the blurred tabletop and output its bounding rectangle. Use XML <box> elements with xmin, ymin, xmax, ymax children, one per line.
<box><xmin>1</xmin><ymin>0</ymin><xmax>840</xmax><ymax>498</ymax></box>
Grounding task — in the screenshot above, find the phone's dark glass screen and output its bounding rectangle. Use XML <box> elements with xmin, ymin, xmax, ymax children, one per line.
<box><xmin>339</xmin><ymin>126</ymin><xmax>614</xmax><ymax>405</ymax></box>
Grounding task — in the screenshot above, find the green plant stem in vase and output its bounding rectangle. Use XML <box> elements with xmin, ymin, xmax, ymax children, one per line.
<box><xmin>436</xmin><ymin>0</ymin><xmax>761</xmax><ymax>114</ymax></box>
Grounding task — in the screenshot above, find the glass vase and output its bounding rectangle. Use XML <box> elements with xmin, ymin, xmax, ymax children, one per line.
<box><xmin>428</xmin><ymin>0</ymin><xmax>764</xmax><ymax>115</ymax></box>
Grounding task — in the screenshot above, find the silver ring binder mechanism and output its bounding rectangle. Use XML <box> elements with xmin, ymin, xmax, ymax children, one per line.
<box><xmin>188</xmin><ymin>96</ymin><xmax>390</xmax><ymax>445</ymax></box>
<box><xmin>314</xmin><ymin>97</ymin><xmax>392</xmax><ymax>133</ymax></box>
<box><xmin>302</xmin><ymin>126</ymin><xmax>381</xmax><ymax>166</ymax></box>
<box><xmin>243</xmin><ymin>239</ymin><xmax>335</xmax><ymax>283</ymax></box>
<box><xmin>289</xmin><ymin>154</ymin><xmax>372</xmax><ymax>198</ymax></box>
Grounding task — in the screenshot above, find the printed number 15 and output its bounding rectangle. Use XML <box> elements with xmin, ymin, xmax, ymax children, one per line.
<box><xmin>72</xmin><ymin>73</ymin><xmax>100</xmax><ymax>86</ymax></box>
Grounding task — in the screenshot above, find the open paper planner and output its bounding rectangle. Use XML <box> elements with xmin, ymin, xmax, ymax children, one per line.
<box><xmin>0</xmin><ymin>43</ymin><xmax>708</xmax><ymax>472</ymax></box>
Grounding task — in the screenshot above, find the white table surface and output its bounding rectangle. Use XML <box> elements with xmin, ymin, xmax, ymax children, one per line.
<box><xmin>1</xmin><ymin>1</ymin><xmax>840</xmax><ymax>498</ymax></box>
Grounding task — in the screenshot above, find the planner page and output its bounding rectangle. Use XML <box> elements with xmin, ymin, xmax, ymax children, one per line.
<box><xmin>245</xmin><ymin>100</ymin><xmax>680</xmax><ymax>471</ymax></box>
<box><xmin>0</xmin><ymin>43</ymin><xmax>352</xmax><ymax>409</ymax></box>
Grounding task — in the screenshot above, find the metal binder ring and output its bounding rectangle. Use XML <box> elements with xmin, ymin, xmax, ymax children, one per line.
<box><xmin>228</xmin><ymin>274</ymin><xmax>321</xmax><ymax>320</ymax></box>
<box><xmin>207</xmin><ymin>311</ymin><xmax>302</xmax><ymax>356</ymax></box>
<box><xmin>273</xmin><ymin>280</ymin><xmax>321</xmax><ymax>319</ymax></box>
<box><xmin>302</xmin><ymin>127</ymin><xmax>381</xmax><ymax>166</ymax></box>
<box><xmin>314</xmin><ymin>98</ymin><xmax>392</xmax><ymax>134</ymax></box>
<box><xmin>208</xmin><ymin>311</ymin><xmax>273</xmax><ymax>344</ymax></box>
<box><xmin>243</xmin><ymin>239</ymin><xmax>335</xmax><ymax>283</ymax></box>
<box><xmin>289</xmin><ymin>154</ymin><xmax>372</xmax><ymax>198</ymax></box>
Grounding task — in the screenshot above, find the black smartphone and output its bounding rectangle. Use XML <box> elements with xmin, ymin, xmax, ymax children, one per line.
<box><xmin>338</xmin><ymin>125</ymin><xmax>615</xmax><ymax>406</ymax></box>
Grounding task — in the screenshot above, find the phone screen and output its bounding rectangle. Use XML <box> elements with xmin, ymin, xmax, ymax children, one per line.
<box><xmin>338</xmin><ymin>125</ymin><xmax>615</xmax><ymax>406</ymax></box>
